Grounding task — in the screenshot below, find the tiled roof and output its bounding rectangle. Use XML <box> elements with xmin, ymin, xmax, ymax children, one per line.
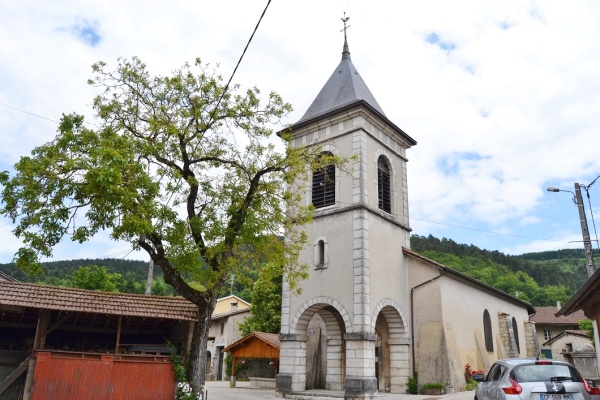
<box><xmin>530</xmin><ymin>306</ymin><xmax>586</xmax><ymax>325</ymax></box>
<box><xmin>211</xmin><ymin>308</ymin><xmax>250</xmax><ymax>321</ymax></box>
<box><xmin>254</xmin><ymin>331</ymin><xmax>280</xmax><ymax>349</ymax></box>
<box><xmin>543</xmin><ymin>330</ymin><xmax>589</xmax><ymax>346</ymax></box>
<box><xmin>223</xmin><ymin>331</ymin><xmax>280</xmax><ymax>352</ymax></box>
<box><xmin>0</xmin><ymin>281</ymin><xmax>198</xmax><ymax>321</ymax></box>
<box><xmin>0</xmin><ymin>271</ymin><xmax>17</xmax><ymax>282</ymax></box>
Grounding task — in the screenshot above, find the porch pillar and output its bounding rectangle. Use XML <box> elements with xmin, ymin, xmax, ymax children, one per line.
<box><xmin>276</xmin><ymin>334</ymin><xmax>307</xmax><ymax>396</ymax></box>
<box><xmin>344</xmin><ymin>333</ymin><xmax>377</xmax><ymax>399</ymax></box>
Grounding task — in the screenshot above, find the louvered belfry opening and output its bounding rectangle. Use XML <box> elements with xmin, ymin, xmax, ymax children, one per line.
<box><xmin>378</xmin><ymin>156</ymin><xmax>391</xmax><ymax>213</ymax></box>
<box><xmin>312</xmin><ymin>152</ymin><xmax>336</xmax><ymax>209</ymax></box>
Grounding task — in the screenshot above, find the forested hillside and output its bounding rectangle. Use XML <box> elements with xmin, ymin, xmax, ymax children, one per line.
<box><xmin>410</xmin><ymin>235</ymin><xmax>591</xmax><ymax>306</ymax></box>
<box><xmin>0</xmin><ymin>235</ymin><xmax>594</xmax><ymax>307</ymax></box>
<box><xmin>0</xmin><ymin>258</ymin><xmax>252</xmax><ymax>300</ymax></box>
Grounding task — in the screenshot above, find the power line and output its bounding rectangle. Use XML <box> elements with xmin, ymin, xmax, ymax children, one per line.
<box><xmin>0</xmin><ymin>101</ymin><xmax>60</xmax><ymax>124</ymax></box>
<box><xmin>411</xmin><ymin>216</ymin><xmax>570</xmax><ymax>244</ymax></box>
<box><xmin>214</xmin><ymin>0</ymin><xmax>272</xmax><ymax>111</ymax></box>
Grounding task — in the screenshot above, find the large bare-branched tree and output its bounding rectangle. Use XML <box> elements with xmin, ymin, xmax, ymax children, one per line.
<box><xmin>0</xmin><ymin>57</ymin><xmax>337</xmax><ymax>395</ymax></box>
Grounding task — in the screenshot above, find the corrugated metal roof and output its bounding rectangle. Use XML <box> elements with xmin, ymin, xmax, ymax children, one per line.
<box><xmin>0</xmin><ymin>281</ymin><xmax>198</xmax><ymax>321</ymax></box>
<box><xmin>531</xmin><ymin>306</ymin><xmax>586</xmax><ymax>325</ymax></box>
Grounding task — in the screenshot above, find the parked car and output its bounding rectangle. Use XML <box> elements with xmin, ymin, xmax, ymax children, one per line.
<box><xmin>475</xmin><ymin>358</ymin><xmax>600</xmax><ymax>400</ymax></box>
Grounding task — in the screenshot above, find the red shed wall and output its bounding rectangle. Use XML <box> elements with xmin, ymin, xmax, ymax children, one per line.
<box><xmin>30</xmin><ymin>351</ymin><xmax>175</xmax><ymax>400</ymax></box>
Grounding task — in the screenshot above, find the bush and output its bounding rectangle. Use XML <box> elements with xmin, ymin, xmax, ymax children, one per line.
<box><xmin>421</xmin><ymin>383</ymin><xmax>445</xmax><ymax>390</ymax></box>
<box><xmin>407</xmin><ymin>374</ymin><xmax>418</xmax><ymax>394</ymax></box>
<box><xmin>466</xmin><ymin>378</ymin><xmax>479</xmax><ymax>391</ymax></box>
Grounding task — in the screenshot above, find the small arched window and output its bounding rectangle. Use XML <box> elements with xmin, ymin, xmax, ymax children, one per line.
<box><xmin>484</xmin><ymin>309</ymin><xmax>493</xmax><ymax>352</ymax></box>
<box><xmin>312</xmin><ymin>152</ymin><xmax>335</xmax><ymax>209</ymax></box>
<box><xmin>377</xmin><ymin>156</ymin><xmax>391</xmax><ymax>213</ymax></box>
<box><xmin>512</xmin><ymin>317</ymin><xmax>520</xmax><ymax>354</ymax></box>
<box><xmin>313</xmin><ymin>237</ymin><xmax>328</xmax><ymax>269</ymax></box>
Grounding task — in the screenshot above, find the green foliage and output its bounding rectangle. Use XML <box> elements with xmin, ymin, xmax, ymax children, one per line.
<box><xmin>422</xmin><ymin>383</ymin><xmax>445</xmax><ymax>390</ymax></box>
<box><xmin>579</xmin><ymin>319</ymin><xmax>594</xmax><ymax>345</ymax></box>
<box><xmin>407</xmin><ymin>373</ymin><xmax>418</xmax><ymax>394</ymax></box>
<box><xmin>465</xmin><ymin>378</ymin><xmax>479</xmax><ymax>391</ymax></box>
<box><xmin>69</xmin><ymin>265</ymin><xmax>123</xmax><ymax>292</ymax></box>
<box><xmin>238</xmin><ymin>261</ymin><xmax>282</xmax><ymax>336</ymax></box>
<box><xmin>168</xmin><ymin>342</ymin><xmax>201</xmax><ymax>400</ymax></box>
<box><xmin>410</xmin><ymin>234</ymin><xmax>588</xmax><ymax>306</ymax></box>
<box><xmin>0</xmin><ymin>56</ymin><xmax>346</xmax><ymax>395</ymax></box>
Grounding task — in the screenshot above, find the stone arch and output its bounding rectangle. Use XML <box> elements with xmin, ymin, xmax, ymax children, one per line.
<box><xmin>291</xmin><ymin>297</ymin><xmax>351</xmax><ymax>391</ymax></box>
<box><xmin>371</xmin><ymin>299</ymin><xmax>410</xmax><ymax>393</ymax></box>
<box><xmin>291</xmin><ymin>296</ymin><xmax>352</xmax><ymax>335</ymax></box>
<box><xmin>371</xmin><ymin>298</ymin><xmax>408</xmax><ymax>335</ymax></box>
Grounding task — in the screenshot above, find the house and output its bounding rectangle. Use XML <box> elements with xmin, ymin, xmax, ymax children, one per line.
<box><xmin>530</xmin><ymin>304</ymin><xmax>587</xmax><ymax>358</ymax></box>
<box><xmin>277</xmin><ymin>28</ymin><xmax>536</xmax><ymax>399</ymax></box>
<box><xmin>0</xmin><ymin>280</ymin><xmax>197</xmax><ymax>400</ymax></box>
<box><xmin>206</xmin><ymin>294</ymin><xmax>251</xmax><ymax>381</ymax></box>
<box><xmin>542</xmin><ymin>330</ymin><xmax>592</xmax><ymax>362</ymax></box>
<box><xmin>557</xmin><ymin>267</ymin><xmax>600</xmax><ymax>380</ymax></box>
<box><xmin>223</xmin><ymin>331</ymin><xmax>280</xmax><ymax>387</ymax></box>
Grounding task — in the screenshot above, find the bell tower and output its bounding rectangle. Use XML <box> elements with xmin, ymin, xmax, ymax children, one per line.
<box><xmin>277</xmin><ymin>18</ymin><xmax>417</xmax><ymax>399</ymax></box>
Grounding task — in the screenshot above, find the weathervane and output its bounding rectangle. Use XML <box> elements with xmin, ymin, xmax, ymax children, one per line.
<box><xmin>341</xmin><ymin>12</ymin><xmax>351</xmax><ymax>41</ymax></box>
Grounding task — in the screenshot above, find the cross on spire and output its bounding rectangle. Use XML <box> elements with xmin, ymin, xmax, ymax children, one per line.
<box><xmin>341</xmin><ymin>12</ymin><xmax>350</xmax><ymax>41</ymax></box>
<box><xmin>341</xmin><ymin>12</ymin><xmax>351</xmax><ymax>61</ymax></box>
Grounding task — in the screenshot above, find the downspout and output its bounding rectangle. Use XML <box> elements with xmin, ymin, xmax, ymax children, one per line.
<box><xmin>410</xmin><ymin>271</ymin><xmax>446</xmax><ymax>377</ymax></box>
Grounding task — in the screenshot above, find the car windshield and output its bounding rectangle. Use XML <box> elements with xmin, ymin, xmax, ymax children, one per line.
<box><xmin>510</xmin><ymin>364</ymin><xmax>582</xmax><ymax>383</ymax></box>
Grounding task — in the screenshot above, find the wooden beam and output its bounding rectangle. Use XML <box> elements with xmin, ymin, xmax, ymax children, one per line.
<box><xmin>0</xmin><ymin>355</ymin><xmax>31</xmax><ymax>396</ymax></box>
<box><xmin>114</xmin><ymin>315</ymin><xmax>123</xmax><ymax>354</ymax></box>
<box><xmin>33</xmin><ymin>309</ymin><xmax>50</xmax><ymax>350</ymax></box>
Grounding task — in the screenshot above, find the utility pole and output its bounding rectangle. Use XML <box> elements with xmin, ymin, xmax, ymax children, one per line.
<box><xmin>574</xmin><ymin>183</ymin><xmax>596</xmax><ymax>277</ymax></box>
<box><xmin>574</xmin><ymin>182</ymin><xmax>600</xmax><ymax>373</ymax></box>
<box><xmin>548</xmin><ymin>183</ymin><xmax>600</xmax><ymax>368</ymax></box>
<box><xmin>145</xmin><ymin>257</ymin><xmax>154</xmax><ymax>295</ymax></box>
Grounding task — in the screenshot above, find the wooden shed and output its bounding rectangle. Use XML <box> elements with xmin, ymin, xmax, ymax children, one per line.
<box><xmin>0</xmin><ymin>281</ymin><xmax>198</xmax><ymax>400</ymax></box>
<box><xmin>222</xmin><ymin>331</ymin><xmax>280</xmax><ymax>386</ymax></box>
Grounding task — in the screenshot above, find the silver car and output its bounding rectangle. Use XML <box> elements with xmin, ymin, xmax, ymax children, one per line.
<box><xmin>475</xmin><ymin>358</ymin><xmax>600</xmax><ymax>400</ymax></box>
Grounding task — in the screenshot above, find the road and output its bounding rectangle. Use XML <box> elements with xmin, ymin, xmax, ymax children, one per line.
<box><xmin>204</xmin><ymin>381</ymin><xmax>476</xmax><ymax>400</ymax></box>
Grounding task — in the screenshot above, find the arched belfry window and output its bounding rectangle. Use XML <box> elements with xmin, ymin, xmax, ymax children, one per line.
<box><xmin>377</xmin><ymin>156</ymin><xmax>391</xmax><ymax>213</ymax></box>
<box><xmin>512</xmin><ymin>317</ymin><xmax>520</xmax><ymax>354</ymax></box>
<box><xmin>312</xmin><ymin>152</ymin><xmax>335</xmax><ymax>209</ymax></box>
<box><xmin>483</xmin><ymin>310</ymin><xmax>493</xmax><ymax>352</ymax></box>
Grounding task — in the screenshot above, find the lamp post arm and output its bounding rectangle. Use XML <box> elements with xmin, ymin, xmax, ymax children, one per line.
<box><xmin>575</xmin><ymin>182</ymin><xmax>596</xmax><ymax>277</ymax></box>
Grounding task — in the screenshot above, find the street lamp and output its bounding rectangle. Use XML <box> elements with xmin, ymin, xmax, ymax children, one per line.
<box><xmin>547</xmin><ymin>184</ymin><xmax>596</xmax><ymax>277</ymax></box>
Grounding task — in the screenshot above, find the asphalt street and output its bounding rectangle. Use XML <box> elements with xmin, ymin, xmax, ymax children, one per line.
<box><xmin>204</xmin><ymin>381</ymin><xmax>476</xmax><ymax>400</ymax></box>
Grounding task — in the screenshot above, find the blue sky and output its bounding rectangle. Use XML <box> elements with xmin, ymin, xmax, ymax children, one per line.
<box><xmin>1</xmin><ymin>1</ymin><xmax>600</xmax><ymax>263</ymax></box>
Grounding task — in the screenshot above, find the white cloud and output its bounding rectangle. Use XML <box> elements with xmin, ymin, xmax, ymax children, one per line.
<box><xmin>1</xmin><ymin>0</ymin><xmax>600</xmax><ymax>262</ymax></box>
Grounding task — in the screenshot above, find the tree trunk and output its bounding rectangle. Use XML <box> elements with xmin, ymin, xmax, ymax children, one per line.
<box><xmin>188</xmin><ymin>299</ymin><xmax>216</xmax><ymax>396</ymax></box>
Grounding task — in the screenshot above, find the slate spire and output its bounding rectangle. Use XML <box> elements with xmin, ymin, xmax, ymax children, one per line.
<box><xmin>297</xmin><ymin>15</ymin><xmax>386</xmax><ymax>124</ymax></box>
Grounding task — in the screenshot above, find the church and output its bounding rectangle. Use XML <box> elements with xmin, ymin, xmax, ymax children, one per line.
<box><xmin>276</xmin><ymin>23</ymin><xmax>537</xmax><ymax>399</ymax></box>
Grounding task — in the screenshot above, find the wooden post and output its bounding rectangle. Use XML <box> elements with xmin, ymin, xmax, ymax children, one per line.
<box><xmin>23</xmin><ymin>309</ymin><xmax>50</xmax><ymax>400</ymax></box>
<box><xmin>114</xmin><ymin>315</ymin><xmax>123</xmax><ymax>354</ymax></box>
<box><xmin>230</xmin><ymin>356</ymin><xmax>236</xmax><ymax>387</ymax></box>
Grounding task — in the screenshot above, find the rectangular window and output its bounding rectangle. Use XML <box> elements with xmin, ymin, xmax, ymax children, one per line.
<box><xmin>544</xmin><ymin>329</ymin><xmax>552</xmax><ymax>341</ymax></box>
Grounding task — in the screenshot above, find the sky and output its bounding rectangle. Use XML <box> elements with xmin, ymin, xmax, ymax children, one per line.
<box><xmin>1</xmin><ymin>0</ymin><xmax>600</xmax><ymax>264</ymax></box>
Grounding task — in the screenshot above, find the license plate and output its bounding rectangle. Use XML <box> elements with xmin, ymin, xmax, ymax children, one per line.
<box><xmin>541</xmin><ymin>395</ymin><xmax>573</xmax><ymax>400</ymax></box>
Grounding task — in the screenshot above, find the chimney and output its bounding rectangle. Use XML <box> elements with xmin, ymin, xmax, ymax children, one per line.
<box><xmin>231</xmin><ymin>302</ymin><xmax>238</xmax><ymax>311</ymax></box>
<box><xmin>557</xmin><ymin>301</ymin><xmax>561</xmax><ymax>311</ymax></box>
